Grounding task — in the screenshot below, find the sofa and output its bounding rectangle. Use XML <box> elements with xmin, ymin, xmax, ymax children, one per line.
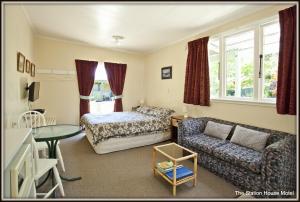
<box><xmin>178</xmin><ymin>117</ymin><xmax>296</xmax><ymax>198</ymax></box>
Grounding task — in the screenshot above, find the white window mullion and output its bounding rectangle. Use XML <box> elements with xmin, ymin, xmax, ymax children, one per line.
<box><xmin>254</xmin><ymin>26</ymin><xmax>261</xmax><ymax>101</ymax></box>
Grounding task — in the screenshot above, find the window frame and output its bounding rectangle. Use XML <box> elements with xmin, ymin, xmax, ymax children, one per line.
<box><xmin>223</xmin><ymin>28</ymin><xmax>256</xmax><ymax>100</ymax></box>
<box><xmin>208</xmin><ymin>37</ymin><xmax>221</xmax><ymax>99</ymax></box>
<box><xmin>208</xmin><ymin>15</ymin><xmax>279</xmax><ymax>105</ymax></box>
<box><xmin>259</xmin><ymin>20</ymin><xmax>280</xmax><ymax>103</ymax></box>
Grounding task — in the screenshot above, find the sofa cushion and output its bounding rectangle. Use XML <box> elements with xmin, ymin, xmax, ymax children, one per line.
<box><xmin>183</xmin><ymin>133</ymin><xmax>227</xmax><ymax>154</ymax></box>
<box><xmin>204</xmin><ymin>121</ymin><xmax>233</xmax><ymax>140</ymax></box>
<box><xmin>230</xmin><ymin>125</ymin><xmax>270</xmax><ymax>152</ymax></box>
<box><xmin>213</xmin><ymin>142</ymin><xmax>263</xmax><ymax>173</ymax></box>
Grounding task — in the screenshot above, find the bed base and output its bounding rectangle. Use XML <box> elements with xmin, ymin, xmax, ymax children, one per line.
<box><xmin>85</xmin><ymin>128</ymin><xmax>171</xmax><ymax>154</ymax></box>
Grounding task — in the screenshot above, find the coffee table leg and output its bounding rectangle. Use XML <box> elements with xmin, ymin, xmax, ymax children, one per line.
<box><xmin>173</xmin><ymin>161</ymin><xmax>177</xmax><ymax>196</ymax></box>
<box><xmin>152</xmin><ymin>148</ymin><xmax>156</xmax><ymax>175</ymax></box>
<box><xmin>193</xmin><ymin>155</ymin><xmax>197</xmax><ymax>187</ymax></box>
<box><xmin>173</xmin><ymin>185</ymin><xmax>176</xmax><ymax>196</ymax></box>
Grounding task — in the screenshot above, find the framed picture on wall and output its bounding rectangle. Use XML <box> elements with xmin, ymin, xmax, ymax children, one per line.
<box><xmin>25</xmin><ymin>59</ymin><xmax>31</xmax><ymax>73</ymax></box>
<box><xmin>30</xmin><ymin>63</ymin><xmax>36</xmax><ymax>77</ymax></box>
<box><xmin>161</xmin><ymin>66</ymin><xmax>172</xmax><ymax>79</ymax></box>
<box><xmin>17</xmin><ymin>52</ymin><xmax>25</xmax><ymax>73</ymax></box>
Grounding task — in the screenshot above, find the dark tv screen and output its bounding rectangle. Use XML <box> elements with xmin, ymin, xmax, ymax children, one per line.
<box><xmin>28</xmin><ymin>82</ymin><xmax>40</xmax><ymax>102</ymax></box>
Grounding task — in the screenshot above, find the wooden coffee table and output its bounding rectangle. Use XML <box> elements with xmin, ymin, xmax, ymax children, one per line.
<box><xmin>152</xmin><ymin>142</ymin><xmax>198</xmax><ymax>196</ymax></box>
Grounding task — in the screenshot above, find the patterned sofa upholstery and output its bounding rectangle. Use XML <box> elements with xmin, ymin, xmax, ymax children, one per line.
<box><xmin>178</xmin><ymin>117</ymin><xmax>296</xmax><ymax>198</ymax></box>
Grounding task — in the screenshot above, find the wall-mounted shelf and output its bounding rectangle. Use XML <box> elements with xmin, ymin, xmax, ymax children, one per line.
<box><xmin>36</xmin><ymin>68</ymin><xmax>76</xmax><ymax>75</ymax></box>
<box><xmin>35</xmin><ymin>69</ymin><xmax>76</xmax><ymax>81</ymax></box>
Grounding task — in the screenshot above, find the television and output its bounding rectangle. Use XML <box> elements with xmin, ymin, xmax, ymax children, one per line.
<box><xmin>27</xmin><ymin>82</ymin><xmax>40</xmax><ymax>102</ymax></box>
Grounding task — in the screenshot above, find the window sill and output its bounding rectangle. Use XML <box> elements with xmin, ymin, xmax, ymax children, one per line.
<box><xmin>210</xmin><ymin>98</ymin><xmax>276</xmax><ymax>107</ymax></box>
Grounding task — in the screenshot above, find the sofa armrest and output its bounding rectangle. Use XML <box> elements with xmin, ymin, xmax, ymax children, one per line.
<box><xmin>261</xmin><ymin>136</ymin><xmax>296</xmax><ymax>196</ymax></box>
<box><xmin>177</xmin><ymin>118</ymin><xmax>206</xmax><ymax>145</ymax></box>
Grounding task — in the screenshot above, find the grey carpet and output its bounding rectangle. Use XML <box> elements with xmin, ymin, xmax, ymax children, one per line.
<box><xmin>37</xmin><ymin>133</ymin><xmax>240</xmax><ymax>199</ymax></box>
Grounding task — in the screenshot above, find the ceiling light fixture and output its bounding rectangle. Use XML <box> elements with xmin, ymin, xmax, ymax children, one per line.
<box><xmin>112</xmin><ymin>35</ymin><xmax>124</xmax><ymax>45</ymax></box>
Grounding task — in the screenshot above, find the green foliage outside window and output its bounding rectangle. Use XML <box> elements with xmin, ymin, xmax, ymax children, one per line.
<box><xmin>209</xmin><ymin>54</ymin><xmax>219</xmax><ymax>97</ymax></box>
<box><xmin>263</xmin><ymin>53</ymin><xmax>278</xmax><ymax>98</ymax></box>
<box><xmin>226</xmin><ymin>48</ymin><xmax>254</xmax><ymax>97</ymax></box>
<box><xmin>91</xmin><ymin>80</ymin><xmax>113</xmax><ymax>102</ymax></box>
<box><xmin>226</xmin><ymin>49</ymin><xmax>237</xmax><ymax>96</ymax></box>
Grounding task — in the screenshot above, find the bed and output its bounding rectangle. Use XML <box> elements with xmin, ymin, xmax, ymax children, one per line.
<box><xmin>80</xmin><ymin>106</ymin><xmax>175</xmax><ymax>154</ymax></box>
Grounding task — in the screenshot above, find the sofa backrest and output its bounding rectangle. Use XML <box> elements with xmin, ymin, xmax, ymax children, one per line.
<box><xmin>196</xmin><ymin>117</ymin><xmax>294</xmax><ymax>146</ymax></box>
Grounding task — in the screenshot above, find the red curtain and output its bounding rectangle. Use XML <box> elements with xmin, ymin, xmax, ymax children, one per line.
<box><xmin>276</xmin><ymin>5</ymin><xmax>296</xmax><ymax>115</ymax></box>
<box><xmin>104</xmin><ymin>62</ymin><xmax>127</xmax><ymax>112</ymax></box>
<box><xmin>75</xmin><ymin>59</ymin><xmax>98</xmax><ymax>118</ymax></box>
<box><xmin>183</xmin><ymin>37</ymin><xmax>210</xmax><ymax>106</ymax></box>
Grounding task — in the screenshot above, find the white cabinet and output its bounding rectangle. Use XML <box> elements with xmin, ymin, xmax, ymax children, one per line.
<box><xmin>4</xmin><ymin>128</ymin><xmax>36</xmax><ymax>198</ymax></box>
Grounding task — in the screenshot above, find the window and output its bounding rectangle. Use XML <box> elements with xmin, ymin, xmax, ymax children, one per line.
<box><xmin>262</xmin><ymin>23</ymin><xmax>280</xmax><ymax>99</ymax></box>
<box><xmin>90</xmin><ymin>63</ymin><xmax>114</xmax><ymax>114</ymax></box>
<box><xmin>208</xmin><ymin>18</ymin><xmax>280</xmax><ymax>103</ymax></box>
<box><xmin>225</xmin><ymin>30</ymin><xmax>254</xmax><ymax>98</ymax></box>
<box><xmin>208</xmin><ymin>38</ymin><xmax>220</xmax><ymax>98</ymax></box>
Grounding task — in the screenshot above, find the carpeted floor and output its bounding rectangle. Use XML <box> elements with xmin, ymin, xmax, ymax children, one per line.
<box><xmin>37</xmin><ymin>133</ymin><xmax>241</xmax><ymax>199</ymax></box>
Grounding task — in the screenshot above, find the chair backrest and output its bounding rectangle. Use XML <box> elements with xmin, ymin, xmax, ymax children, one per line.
<box><xmin>31</xmin><ymin>137</ymin><xmax>40</xmax><ymax>173</ymax></box>
<box><xmin>18</xmin><ymin>111</ymin><xmax>46</xmax><ymax>129</ymax></box>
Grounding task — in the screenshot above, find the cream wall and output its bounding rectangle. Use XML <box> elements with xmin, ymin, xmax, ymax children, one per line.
<box><xmin>33</xmin><ymin>36</ymin><xmax>145</xmax><ymax>124</ymax></box>
<box><xmin>144</xmin><ymin>5</ymin><xmax>297</xmax><ymax>134</ymax></box>
<box><xmin>5</xmin><ymin>4</ymin><xmax>296</xmax><ymax>133</ymax></box>
<box><xmin>4</xmin><ymin>5</ymin><xmax>35</xmax><ymax>128</ymax></box>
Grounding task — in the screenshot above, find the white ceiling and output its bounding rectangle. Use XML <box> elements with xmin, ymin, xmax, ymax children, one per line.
<box><xmin>21</xmin><ymin>3</ymin><xmax>273</xmax><ymax>54</ymax></box>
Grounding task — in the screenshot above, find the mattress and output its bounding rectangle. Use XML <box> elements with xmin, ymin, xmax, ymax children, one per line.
<box><xmin>85</xmin><ymin>127</ymin><xmax>171</xmax><ymax>154</ymax></box>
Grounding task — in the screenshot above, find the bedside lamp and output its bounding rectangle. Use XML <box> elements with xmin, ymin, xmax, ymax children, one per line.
<box><xmin>182</xmin><ymin>105</ymin><xmax>188</xmax><ymax>118</ymax></box>
<box><xmin>139</xmin><ymin>99</ymin><xmax>144</xmax><ymax>107</ymax></box>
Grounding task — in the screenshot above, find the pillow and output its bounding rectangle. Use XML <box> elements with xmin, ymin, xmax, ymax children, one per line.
<box><xmin>136</xmin><ymin>106</ymin><xmax>151</xmax><ymax>114</ymax></box>
<box><xmin>230</xmin><ymin>125</ymin><xmax>270</xmax><ymax>152</ymax></box>
<box><xmin>149</xmin><ymin>107</ymin><xmax>175</xmax><ymax>118</ymax></box>
<box><xmin>203</xmin><ymin>121</ymin><xmax>233</xmax><ymax>140</ymax></box>
<box><xmin>136</xmin><ymin>106</ymin><xmax>174</xmax><ymax>118</ymax></box>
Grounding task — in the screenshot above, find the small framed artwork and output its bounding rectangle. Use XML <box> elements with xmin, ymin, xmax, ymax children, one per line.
<box><xmin>161</xmin><ymin>66</ymin><xmax>172</xmax><ymax>79</ymax></box>
<box><xmin>17</xmin><ymin>52</ymin><xmax>25</xmax><ymax>73</ymax></box>
<box><xmin>30</xmin><ymin>63</ymin><xmax>36</xmax><ymax>77</ymax></box>
<box><xmin>25</xmin><ymin>59</ymin><xmax>31</xmax><ymax>73</ymax></box>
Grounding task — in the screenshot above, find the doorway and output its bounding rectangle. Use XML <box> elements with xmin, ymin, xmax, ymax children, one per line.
<box><xmin>90</xmin><ymin>63</ymin><xmax>114</xmax><ymax>114</ymax></box>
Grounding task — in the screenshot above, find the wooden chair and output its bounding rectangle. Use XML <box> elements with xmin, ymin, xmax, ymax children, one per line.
<box><xmin>32</xmin><ymin>138</ymin><xmax>65</xmax><ymax>198</ymax></box>
<box><xmin>18</xmin><ymin>111</ymin><xmax>66</xmax><ymax>172</ymax></box>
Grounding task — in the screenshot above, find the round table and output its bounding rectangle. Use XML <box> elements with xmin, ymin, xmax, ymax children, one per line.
<box><xmin>32</xmin><ymin>124</ymin><xmax>83</xmax><ymax>190</ymax></box>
